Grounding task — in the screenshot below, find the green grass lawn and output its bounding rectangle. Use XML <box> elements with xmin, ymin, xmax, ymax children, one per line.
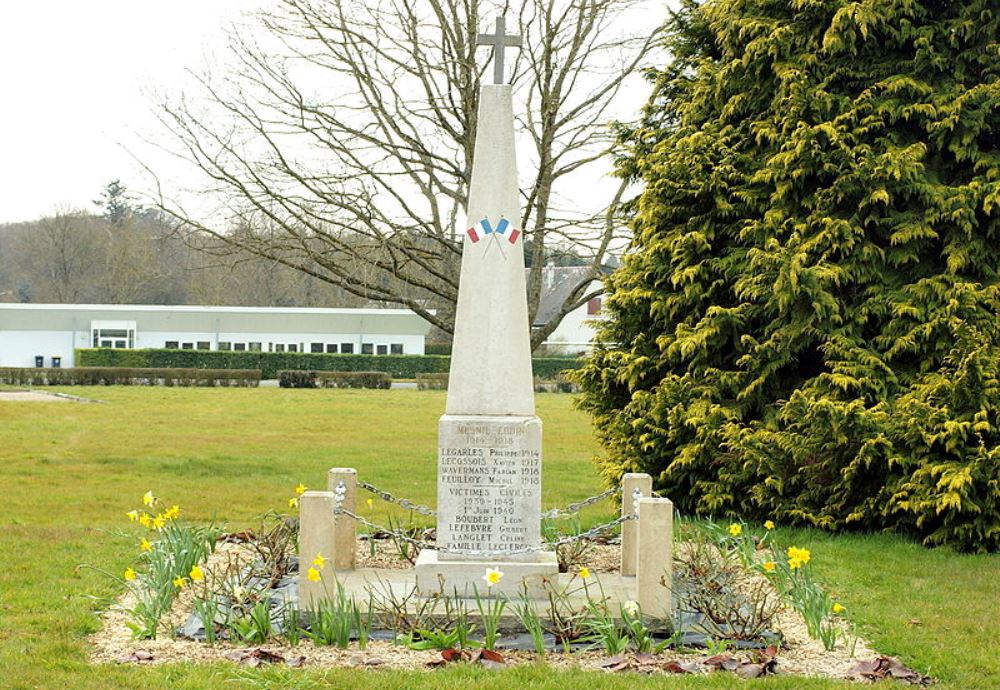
<box><xmin>0</xmin><ymin>387</ymin><xmax>997</xmax><ymax>689</ymax></box>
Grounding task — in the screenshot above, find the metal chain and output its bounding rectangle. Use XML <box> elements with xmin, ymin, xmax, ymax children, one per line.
<box><xmin>357</xmin><ymin>481</ymin><xmax>437</xmax><ymax>517</ymax></box>
<box><xmin>357</xmin><ymin>481</ymin><xmax>625</xmax><ymax>522</ymax></box>
<box><xmin>541</xmin><ymin>486</ymin><xmax>619</xmax><ymax>520</ymax></box>
<box><xmin>333</xmin><ymin>505</ymin><xmax>634</xmax><ymax>558</ymax></box>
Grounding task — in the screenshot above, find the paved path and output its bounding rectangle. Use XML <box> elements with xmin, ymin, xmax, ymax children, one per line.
<box><xmin>0</xmin><ymin>390</ymin><xmax>72</xmax><ymax>402</ymax></box>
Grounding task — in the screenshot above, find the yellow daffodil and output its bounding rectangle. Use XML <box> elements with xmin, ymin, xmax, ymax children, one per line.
<box><xmin>142</xmin><ymin>490</ymin><xmax>155</xmax><ymax>507</ymax></box>
<box><xmin>366</xmin><ymin>498</ymin><xmax>374</xmax><ymax>510</ymax></box>
<box><xmin>138</xmin><ymin>513</ymin><xmax>152</xmax><ymax>528</ymax></box>
<box><xmin>762</xmin><ymin>561</ymin><xmax>776</xmax><ymax>573</ymax></box>
<box><xmin>306</xmin><ymin>567</ymin><xmax>321</xmax><ymax>582</ymax></box>
<box><xmin>173</xmin><ymin>576</ymin><xmax>187</xmax><ymax>589</ymax></box>
<box><xmin>313</xmin><ymin>553</ymin><xmax>328</xmax><ymax>569</ymax></box>
<box><xmin>728</xmin><ymin>523</ymin><xmax>743</xmax><ymax>537</ymax></box>
<box><xmin>832</xmin><ymin>603</ymin><xmax>846</xmax><ymax>614</ymax></box>
<box><xmin>164</xmin><ymin>505</ymin><xmax>180</xmax><ymax>520</ymax></box>
<box><xmin>295</xmin><ymin>483</ymin><xmax>307</xmax><ymax>495</ymax></box>
<box><xmin>288</xmin><ymin>497</ymin><xmax>299</xmax><ymax>509</ymax></box>
<box><xmin>152</xmin><ymin>515</ymin><xmax>167</xmax><ymax>530</ymax></box>
<box><xmin>189</xmin><ymin>565</ymin><xmax>205</xmax><ymax>582</ymax></box>
<box><xmin>126</xmin><ymin>510</ymin><xmax>139</xmax><ymax>522</ymax></box>
<box><xmin>123</xmin><ymin>567</ymin><xmax>137</xmax><ymax>581</ymax></box>
<box><xmin>140</xmin><ymin>538</ymin><xmax>152</xmax><ymax>552</ymax></box>
<box><xmin>764</xmin><ymin>520</ymin><xmax>775</xmax><ymax>530</ymax></box>
<box><xmin>577</xmin><ymin>566</ymin><xmax>591</xmax><ymax>580</ymax></box>
<box><xmin>786</xmin><ymin>546</ymin><xmax>811</xmax><ymax>567</ymax></box>
<box><xmin>483</xmin><ymin>568</ymin><xmax>504</xmax><ymax>587</ymax></box>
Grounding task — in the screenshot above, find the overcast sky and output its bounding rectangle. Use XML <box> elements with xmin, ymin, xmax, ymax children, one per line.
<box><xmin>0</xmin><ymin>1</ymin><xmax>254</xmax><ymax>223</ymax></box>
<box><xmin>0</xmin><ymin>1</ymin><xmax>659</xmax><ymax>226</ymax></box>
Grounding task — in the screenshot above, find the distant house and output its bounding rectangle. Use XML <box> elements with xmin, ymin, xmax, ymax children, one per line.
<box><xmin>0</xmin><ymin>304</ymin><xmax>432</xmax><ymax>368</ymax></box>
<box><xmin>532</xmin><ymin>266</ymin><xmax>605</xmax><ymax>355</ymax></box>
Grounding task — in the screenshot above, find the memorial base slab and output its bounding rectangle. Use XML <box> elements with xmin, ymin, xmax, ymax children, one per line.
<box><xmin>414</xmin><ymin>549</ymin><xmax>558</xmax><ymax>598</ymax></box>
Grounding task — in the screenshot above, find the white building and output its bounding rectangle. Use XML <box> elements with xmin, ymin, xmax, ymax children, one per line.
<box><xmin>532</xmin><ymin>266</ymin><xmax>606</xmax><ymax>355</ymax></box>
<box><xmin>0</xmin><ymin>304</ymin><xmax>432</xmax><ymax>368</ymax></box>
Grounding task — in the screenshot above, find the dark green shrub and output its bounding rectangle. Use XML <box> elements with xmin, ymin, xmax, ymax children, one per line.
<box><xmin>0</xmin><ymin>367</ymin><xmax>260</xmax><ymax>387</ymax></box>
<box><xmin>278</xmin><ymin>370</ymin><xmax>391</xmax><ymax>389</ymax></box>
<box><xmin>416</xmin><ymin>373</ymin><xmax>449</xmax><ymax>390</ymax></box>
<box><xmin>278</xmin><ymin>370</ymin><xmax>318</xmax><ymax>388</ymax></box>
<box><xmin>424</xmin><ymin>343</ymin><xmax>453</xmax><ymax>356</ymax></box>
<box><xmin>316</xmin><ymin>371</ymin><xmax>391</xmax><ymax>389</ymax></box>
<box><xmin>77</xmin><ymin>348</ymin><xmax>582</xmax><ymax>380</ymax></box>
<box><xmin>534</xmin><ymin>374</ymin><xmax>579</xmax><ymax>394</ymax></box>
<box><xmin>576</xmin><ymin>0</ymin><xmax>1000</xmax><ymax>552</ymax></box>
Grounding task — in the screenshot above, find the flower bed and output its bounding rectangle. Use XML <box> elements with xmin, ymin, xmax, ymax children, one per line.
<box><xmin>89</xmin><ymin>491</ymin><xmax>931</xmax><ymax>684</ymax></box>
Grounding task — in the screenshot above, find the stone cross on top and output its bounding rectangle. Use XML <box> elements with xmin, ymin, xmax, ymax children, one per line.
<box><xmin>477</xmin><ymin>16</ymin><xmax>522</xmax><ymax>84</ymax></box>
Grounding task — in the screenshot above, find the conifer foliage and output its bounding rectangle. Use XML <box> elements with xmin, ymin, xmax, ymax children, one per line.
<box><xmin>578</xmin><ymin>0</ymin><xmax>1000</xmax><ymax>551</ymax></box>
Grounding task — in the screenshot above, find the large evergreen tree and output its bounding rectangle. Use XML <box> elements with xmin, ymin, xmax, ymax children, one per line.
<box><xmin>578</xmin><ymin>0</ymin><xmax>1000</xmax><ymax>551</ymax></box>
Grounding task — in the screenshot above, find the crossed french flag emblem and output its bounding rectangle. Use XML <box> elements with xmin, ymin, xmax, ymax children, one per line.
<box><xmin>467</xmin><ymin>217</ymin><xmax>521</xmax><ymax>245</ymax></box>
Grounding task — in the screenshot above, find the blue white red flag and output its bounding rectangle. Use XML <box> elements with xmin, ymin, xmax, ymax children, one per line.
<box><xmin>466</xmin><ymin>217</ymin><xmax>521</xmax><ymax>244</ymax></box>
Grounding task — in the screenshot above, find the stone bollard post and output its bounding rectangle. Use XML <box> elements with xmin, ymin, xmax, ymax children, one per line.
<box><xmin>621</xmin><ymin>473</ymin><xmax>652</xmax><ymax>576</ymax></box>
<box><xmin>326</xmin><ymin>468</ymin><xmax>357</xmax><ymax>571</ymax></box>
<box><xmin>298</xmin><ymin>490</ymin><xmax>338</xmax><ymax>611</ymax></box>
<box><xmin>636</xmin><ymin>496</ymin><xmax>673</xmax><ymax>622</ymax></box>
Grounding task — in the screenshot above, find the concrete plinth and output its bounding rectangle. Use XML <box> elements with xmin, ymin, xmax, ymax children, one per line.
<box><xmin>414</xmin><ymin>548</ymin><xmax>558</xmax><ymax>598</ymax></box>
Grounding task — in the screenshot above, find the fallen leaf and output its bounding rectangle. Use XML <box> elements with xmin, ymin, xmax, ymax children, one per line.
<box><xmin>441</xmin><ymin>648</ymin><xmax>465</xmax><ymax>663</ymax></box>
<box><xmin>704</xmin><ymin>654</ymin><xmax>740</xmax><ymax>671</ymax></box>
<box><xmin>847</xmin><ymin>656</ymin><xmax>930</xmax><ymax>685</ymax></box>
<box><xmin>599</xmin><ymin>654</ymin><xmax>630</xmax><ymax>672</ymax></box>
<box><xmin>480</xmin><ymin>649</ymin><xmax>505</xmax><ymax>664</ymax></box>
<box><xmin>736</xmin><ymin>662</ymin><xmax>765</xmax><ymax>679</ymax></box>
<box><xmin>663</xmin><ymin>660</ymin><xmax>698</xmax><ymax>674</ymax></box>
<box><xmin>225</xmin><ymin>648</ymin><xmax>285</xmax><ymax>666</ymax></box>
<box><xmin>115</xmin><ymin>649</ymin><xmax>153</xmax><ymax>664</ymax></box>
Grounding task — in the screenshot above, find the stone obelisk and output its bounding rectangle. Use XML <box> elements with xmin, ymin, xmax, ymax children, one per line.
<box><xmin>415</xmin><ymin>17</ymin><xmax>557</xmax><ymax>596</ymax></box>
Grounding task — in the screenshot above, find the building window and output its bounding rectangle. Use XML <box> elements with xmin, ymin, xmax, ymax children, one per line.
<box><xmin>390</xmin><ymin>343</ymin><xmax>403</xmax><ymax>355</ymax></box>
<box><xmin>341</xmin><ymin>343</ymin><xmax>354</xmax><ymax>354</ymax></box>
<box><xmin>288</xmin><ymin>344</ymin><xmax>298</xmax><ymax>353</ymax></box>
<box><xmin>361</xmin><ymin>343</ymin><xmax>374</xmax><ymax>355</ymax></box>
<box><xmin>91</xmin><ymin>326</ymin><xmax>135</xmax><ymax>349</ymax></box>
<box><xmin>197</xmin><ymin>341</ymin><xmax>210</xmax><ymax>350</ymax></box>
<box><xmin>311</xmin><ymin>343</ymin><xmax>324</xmax><ymax>353</ymax></box>
<box><xmin>376</xmin><ymin>344</ymin><xmax>388</xmax><ymax>355</ymax></box>
<box><xmin>275</xmin><ymin>344</ymin><xmax>285</xmax><ymax>353</ymax></box>
<box><xmin>218</xmin><ymin>342</ymin><xmax>231</xmax><ymax>351</ymax></box>
<box><xmin>165</xmin><ymin>341</ymin><xmax>179</xmax><ymax>349</ymax></box>
<box><xmin>250</xmin><ymin>342</ymin><xmax>262</xmax><ymax>352</ymax></box>
<box><xmin>326</xmin><ymin>344</ymin><xmax>338</xmax><ymax>354</ymax></box>
<box><xmin>587</xmin><ymin>297</ymin><xmax>603</xmax><ymax>315</ymax></box>
<box><xmin>234</xmin><ymin>343</ymin><xmax>246</xmax><ymax>351</ymax></box>
<box><xmin>182</xmin><ymin>342</ymin><xmax>194</xmax><ymax>350</ymax></box>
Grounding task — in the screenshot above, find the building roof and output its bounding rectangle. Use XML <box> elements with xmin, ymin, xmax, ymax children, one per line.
<box><xmin>0</xmin><ymin>303</ymin><xmax>433</xmax><ymax>336</ymax></box>
<box><xmin>531</xmin><ymin>266</ymin><xmax>600</xmax><ymax>327</ymax></box>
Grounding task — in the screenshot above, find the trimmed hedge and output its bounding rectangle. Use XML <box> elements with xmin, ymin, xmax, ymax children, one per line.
<box><xmin>277</xmin><ymin>370</ymin><xmax>391</xmax><ymax>389</ymax></box>
<box><xmin>424</xmin><ymin>343</ymin><xmax>453</xmax><ymax>356</ymax></box>
<box><xmin>76</xmin><ymin>348</ymin><xmax>582</xmax><ymax>380</ymax></box>
<box><xmin>417</xmin><ymin>372</ymin><xmax>579</xmax><ymax>393</ymax></box>
<box><xmin>0</xmin><ymin>367</ymin><xmax>260</xmax><ymax>387</ymax></box>
<box><xmin>416</xmin><ymin>373</ymin><xmax>449</xmax><ymax>390</ymax></box>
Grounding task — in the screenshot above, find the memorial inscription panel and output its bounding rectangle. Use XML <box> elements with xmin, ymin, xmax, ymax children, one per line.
<box><xmin>437</xmin><ymin>415</ymin><xmax>542</xmax><ymax>558</ymax></box>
